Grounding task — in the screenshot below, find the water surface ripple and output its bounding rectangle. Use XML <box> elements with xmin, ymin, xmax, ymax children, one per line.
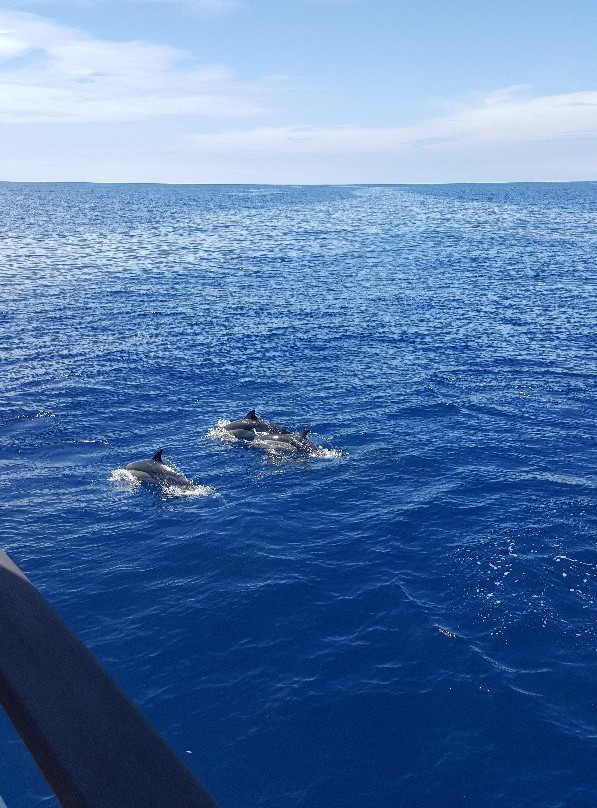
<box><xmin>1</xmin><ymin>183</ymin><xmax>596</xmax><ymax>808</ymax></box>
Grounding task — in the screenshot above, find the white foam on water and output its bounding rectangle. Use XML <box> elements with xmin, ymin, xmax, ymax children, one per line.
<box><xmin>207</xmin><ymin>420</ymin><xmax>237</xmax><ymax>443</ymax></box>
<box><xmin>310</xmin><ymin>446</ymin><xmax>343</xmax><ymax>460</ymax></box>
<box><xmin>109</xmin><ymin>468</ymin><xmax>216</xmax><ymax>498</ymax></box>
<box><xmin>162</xmin><ymin>482</ymin><xmax>217</xmax><ymax>498</ymax></box>
<box><xmin>108</xmin><ymin>468</ymin><xmax>141</xmax><ymax>488</ymax></box>
<box><xmin>34</xmin><ymin>410</ymin><xmax>55</xmax><ymax>419</ymax></box>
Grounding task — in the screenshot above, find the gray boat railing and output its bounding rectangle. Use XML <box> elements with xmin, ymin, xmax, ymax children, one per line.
<box><xmin>0</xmin><ymin>550</ymin><xmax>221</xmax><ymax>808</ymax></box>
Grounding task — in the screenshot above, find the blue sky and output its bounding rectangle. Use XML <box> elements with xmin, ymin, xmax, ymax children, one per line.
<box><xmin>1</xmin><ymin>0</ymin><xmax>596</xmax><ymax>182</ymax></box>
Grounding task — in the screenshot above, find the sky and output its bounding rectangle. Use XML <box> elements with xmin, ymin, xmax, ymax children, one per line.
<box><xmin>1</xmin><ymin>0</ymin><xmax>596</xmax><ymax>183</ymax></box>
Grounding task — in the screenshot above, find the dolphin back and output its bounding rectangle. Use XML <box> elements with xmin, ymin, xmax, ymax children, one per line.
<box><xmin>225</xmin><ymin>409</ymin><xmax>292</xmax><ymax>436</ymax></box>
<box><xmin>125</xmin><ymin>454</ymin><xmax>192</xmax><ymax>488</ymax></box>
<box><xmin>223</xmin><ymin>410</ymin><xmax>320</xmax><ymax>452</ymax></box>
<box><xmin>125</xmin><ymin>459</ymin><xmax>159</xmax><ymax>474</ymax></box>
<box><xmin>256</xmin><ymin>431</ymin><xmax>319</xmax><ymax>454</ymax></box>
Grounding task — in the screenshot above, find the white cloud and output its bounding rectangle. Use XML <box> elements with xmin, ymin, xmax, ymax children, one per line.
<box><xmin>1</xmin><ymin>10</ymin><xmax>595</xmax><ymax>184</ymax></box>
<box><xmin>428</xmin><ymin>86</ymin><xmax>597</xmax><ymax>145</ymax></box>
<box><xmin>186</xmin><ymin>87</ymin><xmax>597</xmax><ymax>154</ymax></box>
<box><xmin>0</xmin><ymin>10</ymin><xmax>265</xmax><ymax>122</ymax></box>
<box><xmin>0</xmin><ymin>31</ymin><xmax>29</xmax><ymax>59</ymax></box>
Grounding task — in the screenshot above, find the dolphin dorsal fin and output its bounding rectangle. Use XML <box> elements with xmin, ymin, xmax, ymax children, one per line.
<box><xmin>151</xmin><ymin>449</ymin><xmax>164</xmax><ymax>463</ymax></box>
<box><xmin>245</xmin><ymin>409</ymin><xmax>257</xmax><ymax>420</ymax></box>
<box><xmin>298</xmin><ymin>429</ymin><xmax>310</xmax><ymax>439</ymax></box>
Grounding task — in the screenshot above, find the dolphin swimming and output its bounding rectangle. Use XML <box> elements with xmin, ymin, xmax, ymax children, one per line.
<box><xmin>224</xmin><ymin>410</ymin><xmax>320</xmax><ymax>453</ymax></box>
<box><xmin>255</xmin><ymin>429</ymin><xmax>320</xmax><ymax>454</ymax></box>
<box><xmin>125</xmin><ymin>449</ymin><xmax>194</xmax><ymax>488</ymax></box>
<box><xmin>224</xmin><ymin>409</ymin><xmax>292</xmax><ymax>440</ymax></box>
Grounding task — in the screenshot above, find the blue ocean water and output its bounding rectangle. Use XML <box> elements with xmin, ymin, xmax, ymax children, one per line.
<box><xmin>0</xmin><ymin>182</ymin><xmax>596</xmax><ymax>808</ymax></box>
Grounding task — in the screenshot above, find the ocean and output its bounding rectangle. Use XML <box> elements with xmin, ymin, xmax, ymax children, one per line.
<box><xmin>0</xmin><ymin>182</ymin><xmax>596</xmax><ymax>807</ymax></box>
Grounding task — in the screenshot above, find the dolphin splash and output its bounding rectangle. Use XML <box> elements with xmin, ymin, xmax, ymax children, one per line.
<box><xmin>124</xmin><ymin>449</ymin><xmax>194</xmax><ymax>488</ymax></box>
<box><xmin>224</xmin><ymin>410</ymin><xmax>321</xmax><ymax>454</ymax></box>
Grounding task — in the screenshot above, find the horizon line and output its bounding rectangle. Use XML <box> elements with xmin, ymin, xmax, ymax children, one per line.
<box><xmin>1</xmin><ymin>179</ymin><xmax>596</xmax><ymax>187</ymax></box>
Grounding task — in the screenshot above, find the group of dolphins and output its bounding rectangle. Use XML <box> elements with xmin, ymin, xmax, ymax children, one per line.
<box><xmin>123</xmin><ymin>409</ymin><xmax>324</xmax><ymax>490</ymax></box>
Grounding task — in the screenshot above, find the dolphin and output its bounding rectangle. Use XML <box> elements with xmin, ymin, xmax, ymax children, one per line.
<box><xmin>224</xmin><ymin>410</ymin><xmax>320</xmax><ymax>454</ymax></box>
<box><xmin>256</xmin><ymin>429</ymin><xmax>320</xmax><ymax>454</ymax></box>
<box><xmin>224</xmin><ymin>409</ymin><xmax>291</xmax><ymax>438</ymax></box>
<box><xmin>125</xmin><ymin>449</ymin><xmax>193</xmax><ymax>488</ymax></box>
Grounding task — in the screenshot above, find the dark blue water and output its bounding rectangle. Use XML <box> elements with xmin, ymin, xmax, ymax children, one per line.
<box><xmin>1</xmin><ymin>183</ymin><xmax>596</xmax><ymax>808</ymax></box>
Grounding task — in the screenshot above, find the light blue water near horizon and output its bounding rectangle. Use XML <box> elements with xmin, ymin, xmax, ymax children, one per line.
<box><xmin>0</xmin><ymin>182</ymin><xmax>596</xmax><ymax>807</ymax></box>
